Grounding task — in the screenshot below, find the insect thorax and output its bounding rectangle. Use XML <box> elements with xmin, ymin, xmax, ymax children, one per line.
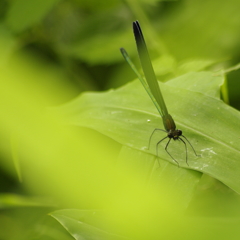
<box><xmin>168</xmin><ymin>129</ymin><xmax>182</xmax><ymax>140</ymax></box>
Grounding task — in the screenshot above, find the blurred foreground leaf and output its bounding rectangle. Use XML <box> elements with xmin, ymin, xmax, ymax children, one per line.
<box><xmin>117</xmin><ymin>146</ymin><xmax>201</xmax><ymax>210</ymax></box>
<box><xmin>50</xmin><ymin>209</ymin><xmax>128</xmax><ymax>240</ymax></box>
<box><xmin>0</xmin><ymin>194</ymin><xmax>54</xmax><ymax>208</ymax></box>
<box><xmin>50</xmin><ymin>207</ymin><xmax>240</xmax><ymax>240</ymax></box>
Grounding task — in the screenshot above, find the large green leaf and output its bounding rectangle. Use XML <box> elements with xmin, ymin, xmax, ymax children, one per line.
<box><xmin>55</xmin><ymin>71</ymin><xmax>240</xmax><ymax>194</ymax></box>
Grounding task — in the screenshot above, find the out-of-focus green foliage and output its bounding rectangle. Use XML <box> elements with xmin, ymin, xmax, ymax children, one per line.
<box><xmin>1</xmin><ymin>0</ymin><xmax>240</xmax><ymax>239</ymax></box>
<box><xmin>6</xmin><ymin>0</ymin><xmax>61</xmax><ymax>32</ymax></box>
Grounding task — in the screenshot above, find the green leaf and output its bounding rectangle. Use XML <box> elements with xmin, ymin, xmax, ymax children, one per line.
<box><xmin>152</xmin><ymin>54</ymin><xmax>177</xmax><ymax>76</ymax></box>
<box><xmin>0</xmin><ymin>25</ymin><xmax>16</xmax><ymax>65</ymax></box>
<box><xmin>50</xmin><ymin>209</ymin><xmax>128</xmax><ymax>240</ymax></box>
<box><xmin>176</xmin><ymin>59</ymin><xmax>216</xmax><ymax>75</ymax></box>
<box><xmin>50</xmin><ymin>202</ymin><xmax>240</xmax><ymax>240</ymax></box>
<box><xmin>6</xmin><ymin>0</ymin><xmax>61</xmax><ymax>33</ymax></box>
<box><xmin>64</xmin><ymin>29</ymin><xmax>133</xmax><ymax>65</ymax></box>
<box><xmin>0</xmin><ymin>194</ymin><xmax>54</xmax><ymax>208</ymax></box>
<box><xmin>55</xmin><ymin>71</ymin><xmax>240</xmax><ymax>194</ymax></box>
<box><xmin>167</xmin><ymin>71</ymin><xmax>223</xmax><ymax>99</ymax></box>
<box><xmin>160</xmin><ymin>0</ymin><xmax>240</xmax><ymax>60</ymax></box>
<box><xmin>118</xmin><ymin>146</ymin><xmax>202</xmax><ymax>210</ymax></box>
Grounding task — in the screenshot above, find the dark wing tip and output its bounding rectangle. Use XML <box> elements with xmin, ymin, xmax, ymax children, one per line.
<box><xmin>120</xmin><ymin>48</ymin><xmax>128</xmax><ymax>58</ymax></box>
<box><xmin>133</xmin><ymin>21</ymin><xmax>140</xmax><ymax>39</ymax></box>
<box><xmin>132</xmin><ymin>21</ymin><xmax>145</xmax><ymax>49</ymax></box>
<box><xmin>133</xmin><ymin>20</ymin><xmax>140</xmax><ymax>28</ymax></box>
<box><xmin>120</xmin><ymin>47</ymin><xmax>125</xmax><ymax>53</ymax></box>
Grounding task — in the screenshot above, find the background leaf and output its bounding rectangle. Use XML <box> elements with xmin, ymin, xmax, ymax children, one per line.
<box><xmin>6</xmin><ymin>0</ymin><xmax>61</xmax><ymax>33</ymax></box>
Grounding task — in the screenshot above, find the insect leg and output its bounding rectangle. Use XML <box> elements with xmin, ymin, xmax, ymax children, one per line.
<box><xmin>179</xmin><ymin>137</ymin><xmax>188</xmax><ymax>166</ymax></box>
<box><xmin>155</xmin><ymin>135</ymin><xmax>168</xmax><ymax>167</ymax></box>
<box><xmin>164</xmin><ymin>138</ymin><xmax>179</xmax><ymax>167</ymax></box>
<box><xmin>148</xmin><ymin>128</ymin><xmax>167</xmax><ymax>150</ymax></box>
<box><xmin>181</xmin><ymin>135</ymin><xmax>199</xmax><ymax>157</ymax></box>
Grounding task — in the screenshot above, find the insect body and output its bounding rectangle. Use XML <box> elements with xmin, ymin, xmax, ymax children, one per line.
<box><xmin>120</xmin><ymin>21</ymin><xmax>198</xmax><ymax>166</ymax></box>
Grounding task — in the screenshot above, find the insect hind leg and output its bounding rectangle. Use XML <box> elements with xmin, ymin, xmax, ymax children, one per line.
<box><xmin>179</xmin><ymin>137</ymin><xmax>189</xmax><ymax>166</ymax></box>
<box><xmin>156</xmin><ymin>136</ymin><xmax>180</xmax><ymax>167</ymax></box>
<box><xmin>164</xmin><ymin>138</ymin><xmax>180</xmax><ymax>167</ymax></box>
<box><xmin>155</xmin><ymin>136</ymin><xmax>168</xmax><ymax>167</ymax></box>
<box><xmin>148</xmin><ymin>128</ymin><xmax>167</xmax><ymax>150</ymax></box>
<box><xmin>181</xmin><ymin>135</ymin><xmax>199</xmax><ymax>157</ymax></box>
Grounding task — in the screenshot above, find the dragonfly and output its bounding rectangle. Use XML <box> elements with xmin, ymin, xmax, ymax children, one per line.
<box><xmin>120</xmin><ymin>21</ymin><xmax>198</xmax><ymax>166</ymax></box>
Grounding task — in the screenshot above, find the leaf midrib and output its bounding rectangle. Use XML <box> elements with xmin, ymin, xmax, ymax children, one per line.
<box><xmin>83</xmin><ymin>103</ymin><xmax>240</xmax><ymax>156</ymax></box>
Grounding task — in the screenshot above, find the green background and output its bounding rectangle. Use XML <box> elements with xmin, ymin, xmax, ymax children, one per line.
<box><xmin>1</xmin><ymin>0</ymin><xmax>240</xmax><ymax>239</ymax></box>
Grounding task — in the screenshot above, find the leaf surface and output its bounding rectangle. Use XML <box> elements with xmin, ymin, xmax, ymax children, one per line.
<box><xmin>55</xmin><ymin>71</ymin><xmax>240</xmax><ymax>193</ymax></box>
